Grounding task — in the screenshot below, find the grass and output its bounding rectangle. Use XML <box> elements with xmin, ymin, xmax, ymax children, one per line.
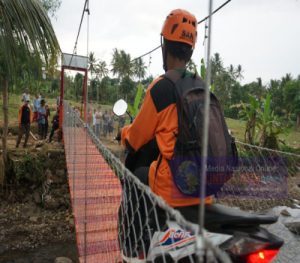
<box><xmin>279</xmin><ymin>128</ymin><xmax>300</xmax><ymax>149</ymax></box>
<box><xmin>225</xmin><ymin>117</ymin><xmax>300</xmax><ymax>150</ymax></box>
<box><xmin>225</xmin><ymin>118</ymin><xmax>246</xmax><ymax>141</ymax></box>
<box><xmin>1</xmin><ymin>94</ymin><xmax>299</xmax><ymax>150</ymax></box>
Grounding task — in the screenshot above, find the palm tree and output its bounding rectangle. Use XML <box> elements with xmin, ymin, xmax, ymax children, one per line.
<box><xmin>133</xmin><ymin>58</ymin><xmax>146</xmax><ymax>81</ymax></box>
<box><xmin>96</xmin><ymin>60</ymin><xmax>109</xmax><ymax>79</ymax></box>
<box><xmin>228</xmin><ymin>64</ymin><xmax>236</xmax><ymax>81</ymax></box>
<box><xmin>88</xmin><ymin>51</ymin><xmax>97</xmax><ymax>78</ymax></box>
<box><xmin>236</xmin><ymin>64</ymin><xmax>243</xmax><ymax>80</ymax></box>
<box><xmin>111</xmin><ymin>48</ymin><xmax>133</xmax><ymax>81</ymax></box>
<box><xmin>211</xmin><ymin>53</ymin><xmax>224</xmax><ymax>82</ymax></box>
<box><xmin>0</xmin><ymin>0</ymin><xmax>60</xmax><ymax>180</ymax></box>
<box><xmin>95</xmin><ymin>60</ymin><xmax>108</xmax><ymax>102</ymax></box>
<box><xmin>111</xmin><ymin>48</ymin><xmax>134</xmax><ymax>97</ymax></box>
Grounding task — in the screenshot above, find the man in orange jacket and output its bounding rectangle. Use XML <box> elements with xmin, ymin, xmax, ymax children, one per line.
<box><xmin>121</xmin><ymin>9</ymin><xmax>212</xmax><ymax>209</ymax></box>
<box><xmin>16</xmin><ymin>99</ymin><xmax>32</xmax><ymax>148</ymax></box>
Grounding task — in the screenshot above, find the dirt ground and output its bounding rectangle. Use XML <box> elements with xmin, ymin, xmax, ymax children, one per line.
<box><xmin>0</xmin><ymin>134</ymin><xmax>78</xmax><ymax>263</ymax></box>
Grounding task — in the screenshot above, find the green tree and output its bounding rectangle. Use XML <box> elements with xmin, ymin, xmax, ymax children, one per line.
<box><xmin>257</xmin><ymin>94</ymin><xmax>283</xmax><ymax>149</ymax></box>
<box><xmin>133</xmin><ymin>58</ymin><xmax>146</xmax><ymax>81</ymax></box>
<box><xmin>0</xmin><ymin>0</ymin><xmax>60</xmax><ymax>180</ymax></box>
<box><xmin>210</xmin><ymin>53</ymin><xmax>242</xmax><ymax>114</ymax></box>
<box><xmin>100</xmin><ymin>76</ymin><xmax>119</xmax><ymax>104</ymax></box>
<box><xmin>242</xmin><ymin>78</ymin><xmax>266</xmax><ymax>100</ymax></box>
<box><xmin>88</xmin><ymin>52</ymin><xmax>97</xmax><ymax>78</ymax></box>
<box><xmin>284</xmin><ymin>79</ymin><xmax>300</xmax><ymax>128</ymax></box>
<box><xmin>111</xmin><ymin>48</ymin><xmax>134</xmax><ymax>97</ymax></box>
<box><xmin>211</xmin><ymin>53</ymin><xmax>224</xmax><ymax>82</ymax></box>
<box><xmin>74</xmin><ymin>73</ymin><xmax>84</xmax><ymax>102</ymax></box>
<box><xmin>111</xmin><ymin>48</ymin><xmax>133</xmax><ymax>81</ymax></box>
<box><xmin>120</xmin><ymin>76</ymin><xmax>135</xmax><ymax>100</ymax></box>
<box><xmin>41</xmin><ymin>0</ymin><xmax>62</xmax><ymax>17</ymax></box>
<box><xmin>233</xmin><ymin>96</ymin><xmax>260</xmax><ymax>144</ymax></box>
<box><xmin>95</xmin><ymin>60</ymin><xmax>108</xmax><ymax>102</ymax></box>
<box><xmin>268</xmin><ymin>79</ymin><xmax>284</xmax><ymax>116</ymax></box>
<box><xmin>96</xmin><ymin>60</ymin><xmax>109</xmax><ymax>79</ymax></box>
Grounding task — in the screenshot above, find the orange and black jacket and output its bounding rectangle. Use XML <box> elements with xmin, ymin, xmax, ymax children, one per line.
<box><xmin>122</xmin><ymin>75</ymin><xmax>213</xmax><ymax>207</ymax></box>
<box><xmin>18</xmin><ymin>105</ymin><xmax>32</xmax><ymax>127</ymax></box>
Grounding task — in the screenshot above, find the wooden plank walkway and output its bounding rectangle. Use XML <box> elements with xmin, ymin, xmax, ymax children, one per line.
<box><xmin>64</xmin><ymin>128</ymin><xmax>122</xmax><ymax>263</ymax></box>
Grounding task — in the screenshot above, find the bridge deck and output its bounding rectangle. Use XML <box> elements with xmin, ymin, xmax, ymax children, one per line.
<box><xmin>64</xmin><ymin>128</ymin><xmax>122</xmax><ymax>263</ymax></box>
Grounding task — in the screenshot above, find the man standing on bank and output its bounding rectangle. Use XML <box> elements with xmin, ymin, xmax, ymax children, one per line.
<box><xmin>16</xmin><ymin>99</ymin><xmax>32</xmax><ymax>148</ymax></box>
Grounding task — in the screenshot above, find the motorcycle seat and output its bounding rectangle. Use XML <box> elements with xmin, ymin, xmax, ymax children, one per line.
<box><xmin>177</xmin><ymin>203</ymin><xmax>277</xmax><ymax>227</ymax></box>
<box><xmin>205</xmin><ymin>204</ymin><xmax>278</xmax><ymax>226</ymax></box>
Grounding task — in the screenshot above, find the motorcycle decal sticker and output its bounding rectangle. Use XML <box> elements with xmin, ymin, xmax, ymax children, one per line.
<box><xmin>147</xmin><ymin>221</ymin><xmax>232</xmax><ymax>261</ymax></box>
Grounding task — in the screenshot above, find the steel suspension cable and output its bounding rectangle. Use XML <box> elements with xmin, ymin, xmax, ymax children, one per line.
<box><xmin>131</xmin><ymin>0</ymin><xmax>231</xmax><ymax>63</ymax></box>
<box><xmin>68</xmin><ymin>0</ymin><xmax>89</xmax><ymax>67</ymax></box>
<box><xmin>198</xmin><ymin>0</ymin><xmax>214</xmax><ymax>235</ymax></box>
<box><xmin>84</xmin><ymin>1</ymin><xmax>90</xmax><ymax>262</ymax></box>
<box><xmin>197</xmin><ymin>0</ymin><xmax>231</xmax><ymax>24</ymax></box>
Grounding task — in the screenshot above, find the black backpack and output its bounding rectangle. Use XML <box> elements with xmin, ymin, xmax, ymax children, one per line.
<box><xmin>165</xmin><ymin>70</ymin><xmax>238</xmax><ymax>197</ymax></box>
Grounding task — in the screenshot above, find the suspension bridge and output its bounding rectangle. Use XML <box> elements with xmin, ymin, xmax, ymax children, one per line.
<box><xmin>63</xmin><ymin>103</ymin><xmax>122</xmax><ymax>263</ymax></box>
<box><xmin>57</xmin><ymin>1</ymin><xmax>300</xmax><ymax>262</ymax></box>
<box><xmin>61</xmin><ymin>101</ymin><xmax>300</xmax><ymax>263</ymax></box>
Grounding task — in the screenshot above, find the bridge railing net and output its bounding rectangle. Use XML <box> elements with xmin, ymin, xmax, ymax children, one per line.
<box><xmin>63</xmin><ymin>101</ymin><xmax>231</xmax><ymax>263</ymax></box>
<box><xmin>217</xmin><ymin>141</ymin><xmax>300</xmax><ymax>263</ymax></box>
<box><xmin>217</xmin><ymin>141</ymin><xmax>300</xmax><ymax>211</ymax></box>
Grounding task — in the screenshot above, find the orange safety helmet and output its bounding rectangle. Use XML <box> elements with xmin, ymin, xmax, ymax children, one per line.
<box><xmin>161</xmin><ymin>9</ymin><xmax>197</xmax><ymax>48</ymax></box>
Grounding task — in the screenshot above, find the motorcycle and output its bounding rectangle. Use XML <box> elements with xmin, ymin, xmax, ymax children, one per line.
<box><xmin>113</xmin><ymin>99</ymin><xmax>283</xmax><ymax>263</ymax></box>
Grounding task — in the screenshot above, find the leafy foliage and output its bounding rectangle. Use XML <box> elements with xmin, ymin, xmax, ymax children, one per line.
<box><xmin>41</xmin><ymin>0</ymin><xmax>62</xmax><ymax>18</ymax></box>
<box><xmin>127</xmin><ymin>83</ymin><xmax>144</xmax><ymax>117</ymax></box>
<box><xmin>256</xmin><ymin>94</ymin><xmax>284</xmax><ymax>149</ymax></box>
<box><xmin>0</xmin><ymin>0</ymin><xmax>60</xmax><ymax>78</ymax></box>
<box><xmin>111</xmin><ymin>48</ymin><xmax>133</xmax><ymax>81</ymax></box>
<box><xmin>233</xmin><ymin>95</ymin><xmax>259</xmax><ymax>144</ymax></box>
<box><xmin>14</xmin><ymin>154</ymin><xmax>44</xmax><ymax>184</ymax></box>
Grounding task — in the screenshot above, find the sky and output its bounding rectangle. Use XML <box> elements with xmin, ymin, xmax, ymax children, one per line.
<box><xmin>51</xmin><ymin>0</ymin><xmax>300</xmax><ymax>84</ymax></box>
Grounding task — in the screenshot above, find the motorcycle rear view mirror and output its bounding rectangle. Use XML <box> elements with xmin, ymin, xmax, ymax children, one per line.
<box><xmin>113</xmin><ymin>99</ymin><xmax>128</xmax><ymax>116</ymax></box>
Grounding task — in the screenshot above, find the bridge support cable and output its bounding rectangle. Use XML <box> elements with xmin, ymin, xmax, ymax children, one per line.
<box><xmin>131</xmin><ymin>0</ymin><xmax>231</xmax><ymax>63</ymax></box>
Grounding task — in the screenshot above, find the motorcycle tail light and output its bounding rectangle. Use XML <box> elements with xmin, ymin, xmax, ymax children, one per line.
<box><xmin>221</xmin><ymin>236</ymin><xmax>267</xmax><ymax>256</ymax></box>
<box><xmin>247</xmin><ymin>249</ymin><xmax>280</xmax><ymax>263</ymax></box>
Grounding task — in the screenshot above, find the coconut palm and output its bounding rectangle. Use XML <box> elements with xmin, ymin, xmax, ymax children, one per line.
<box><xmin>236</xmin><ymin>64</ymin><xmax>243</xmax><ymax>80</ymax></box>
<box><xmin>96</xmin><ymin>60</ymin><xmax>109</xmax><ymax>79</ymax></box>
<box><xmin>211</xmin><ymin>53</ymin><xmax>224</xmax><ymax>82</ymax></box>
<box><xmin>111</xmin><ymin>48</ymin><xmax>134</xmax><ymax>98</ymax></box>
<box><xmin>95</xmin><ymin>60</ymin><xmax>108</xmax><ymax>102</ymax></box>
<box><xmin>133</xmin><ymin>57</ymin><xmax>146</xmax><ymax>81</ymax></box>
<box><xmin>111</xmin><ymin>48</ymin><xmax>133</xmax><ymax>81</ymax></box>
<box><xmin>88</xmin><ymin>52</ymin><xmax>97</xmax><ymax>78</ymax></box>
<box><xmin>0</xmin><ymin>0</ymin><xmax>60</xmax><ymax>180</ymax></box>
